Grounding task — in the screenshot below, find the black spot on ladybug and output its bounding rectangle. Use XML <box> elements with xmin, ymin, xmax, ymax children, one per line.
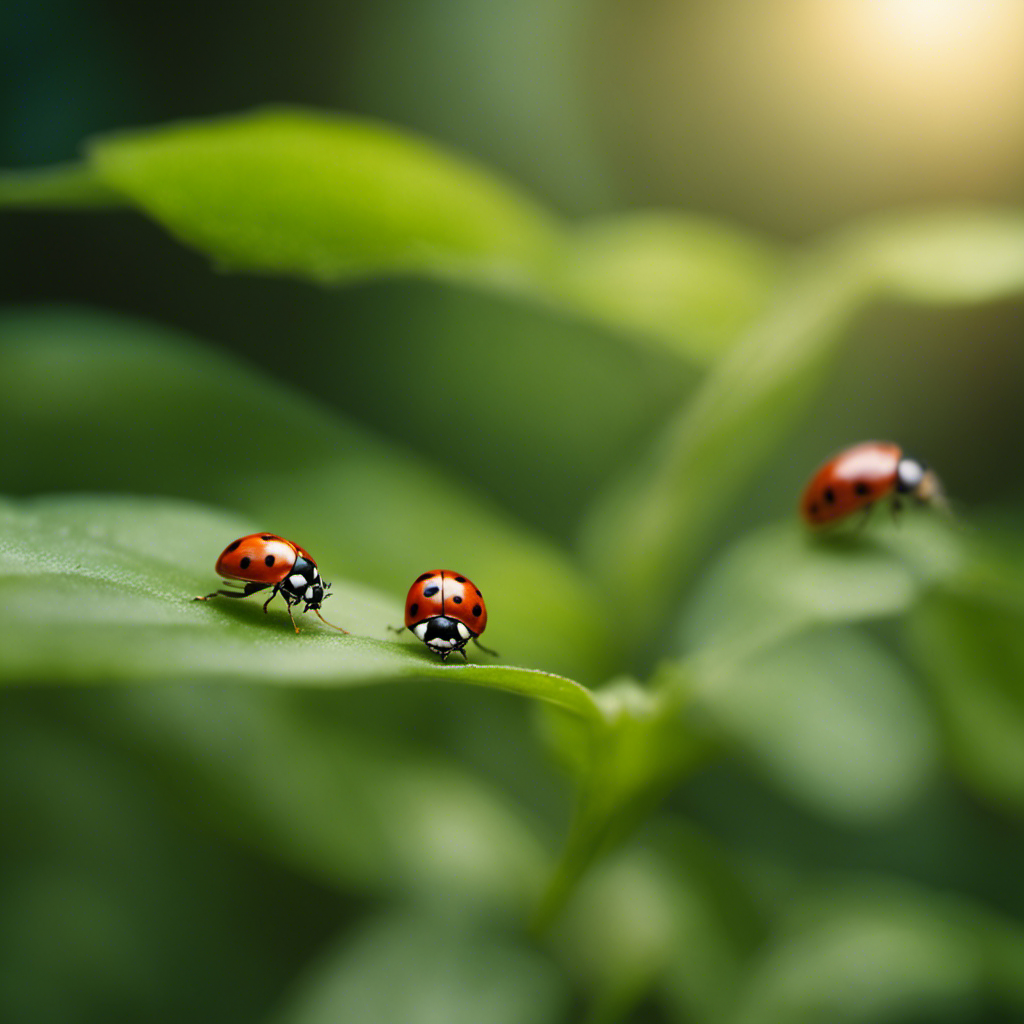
<box><xmin>474</xmin><ymin>589</ymin><xmax>482</xmax><ymax>597</ymax></box>
<box><xmin>854</xmin><ymin>481</ymin><xmax>872</xmax><ymax>496</ymax></box>
<box><xmin>823</xmin><ymin>487</ymin><xmax>836</xmax><ymax>504</ymax></box>
<box><xmin>261</xmin><ymin>534</ymin><xmax>275</xmax><ymax>540</ymax></box>
<box><xmin>409</xmin><ymin>602</ymin><xmax>419</xmax><ymax>618</ymax></box>
<box><xmin>455</xmin><ymin>576</ymin><xmax>466</xmax><ymax>583</ymax></box>
<box><xmin>226</xmin><ymin>539</ymin><xmax>242</xmax><ymax>552</ymax></box>
<box><xmin>240</xmin><ymin>556</ymin><xmax>251</xmax><ymax>569</ymax></box>
<box><xmin>416</xmin><ymin>572</ymin><xmax>434</xmax><ymax>582</ymax></box>
<box><xmin>453</xmin><ymin>595</ymin><xmax>463</xmax><ymax>604</ymax></box>
<box><xmin>808</xmin><ymin>503</ymin><xmax>820</xmax><ymax>516</ymax></box>
<box><xmin>264</xmin><ymin>555</ymin><xmax>275</xmax><ymax>567</ymax></box>
<box><xmin>472</xmin><ymin>604</ymin><xmax>482</xmax><ymax>617</ymax></box>
<box><xmin>423</xmin><ymin>585</ymin><xmax>439</xmax><ymax>597</ymax></box>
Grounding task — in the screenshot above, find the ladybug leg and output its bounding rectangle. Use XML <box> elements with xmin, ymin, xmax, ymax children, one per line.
<box><xmin>891</xmin><ymin>495</ymin><xmax>904</xmax><ymax>525</ymax></box>
<box><xmin>261</xmin><ymin>585</ymin><xmax>280</xmax><ymax>614</ymax></box>
<box><xmin>281</xmin><ymin>596</ymin><xmax>301</xmax><ymax>634</ymax></box>
<box><xmin>852</xmin><ymin>503</ymin><xmax>875</xmax><ymax>533</ymax></box>
<box><xmin>458</xmin><ymin>647</ymin><xmax>468</xmax><ymax>661</ymax></box>
<box><xmin>386</xmin><ymin>624</ymin><xmax>405</xmax><ymax>635</ymax></box>
<box><xmin>471</xmin><ymin>638</ymin><xmax>499</xmax><ymax>658</ymax></box>
<box><xmin>195</xmin><ymin>582</ymin><xmax>270</xmax><ymax>601</ymax></box>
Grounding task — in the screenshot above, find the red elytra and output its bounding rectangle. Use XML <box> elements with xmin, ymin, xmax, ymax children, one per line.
<box><xmin>401</xmin><ymin>570</ymin><xmax>494</xmax><ymax>660</ymax></box>
<box><xmin>404</xmin><ymin>570</ymin><xmax>488</xmax><ymax>634</ymax></box>
<box><xmin>214</xmin><ymin>533</ymin><xmax>308</xmax><ymax>584</ymax></box>
<box><xmin>800</xmin><ymin>441</ymin><xmax>941</xmax><ymax>527</ymax></box>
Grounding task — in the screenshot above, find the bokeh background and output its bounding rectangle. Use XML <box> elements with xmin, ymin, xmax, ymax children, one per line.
<box><xmin>3</xmin><ymin>1</ymin><xmax>1024</xmax><ymax>1022</ymax></box>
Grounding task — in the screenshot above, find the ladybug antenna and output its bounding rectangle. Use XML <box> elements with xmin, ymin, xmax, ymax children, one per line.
<box><xmin>313</xmin><ymin>609</ymin><xmax>349</xmax><ymax>634</ymax></box>
<box><xmin>472</xmin><ymin>637</ymin><xmax>499</xmax><ymax>658</ymax></box>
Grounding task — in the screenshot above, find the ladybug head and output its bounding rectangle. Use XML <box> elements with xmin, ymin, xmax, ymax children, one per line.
<box><xmin>302</xmin><ymin>579</ymin><xmax>329</xmax><ymax>611</ymax></box>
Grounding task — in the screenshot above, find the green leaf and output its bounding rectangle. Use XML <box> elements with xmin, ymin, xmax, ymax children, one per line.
<box><xmin>555</xmin><ymin>212</ymin><xmax>785</xmax><ymax>364</ymax></box>
<box><xmin>553</xmin><ymin>823</ymin><xmax>762</xmax><ymax>1024</ymax></box>
<box><xmin>64</xmin><ymin>685</ymin><xmax>551</xmax><ymax>910</ymax></box>
<box><xmin>579</xmin><ymin>248</ymin><xmax>871</xmax><ymax>639</ymax></box>
<box><xmin>0</xmin><ymin>163</ymin><xmax>121</xmax><ymax>207</ymax></box>
<box><xmin>845</xmin><ymin>207</ymin><xmax>1024</xmax><ymax>305</ymax></box>
<box><xmin>680</xmin><ymin>517</ymin><xmax>965</xmax><ymax>663</ymax></box>
<box><xmin>580</xmin><ymin>208</ymin><xmax>1024</xmax><ymax>644</ymax></box>
<box><xmin>688</xmin><ymin>628</ymin><xmax>939</xmax><ymax>823</ymax></box>
<box><xmin>0</xmin><ymin>108</ymin><xmax>784</xmax><ymax>373</ymax></box>
<box><xmin>0</xmin><ymin>494</ymin><xmax>603</xmax><ymax>724</ymax></box>
<box><xmin>0</xmin><ymin>308</ymin><xmax>613</xmax><ymax>682</ymax></box>
<box><xmin>909</xmin><ymin>562</ymin><xmax>1024</xmax><ymax>815</ymax></box>
<box><xmin>731</xmin><ymin>879</ymin><xmax>1024</xmax><ymax>1024</ymax></box>
<box><xmin>533</xmin><ymin>676</ymin><xmax>711</xmax><ymax>930</ymax></box>
<box><xmin>272</xmin><ymin>910</ymin><xmax>566</xmax><ymax>1024</ymax></box>
<box><xmin>83</xmin><ymin>107</ymin><xmax>563</xmax><ymax>287</ymax></box>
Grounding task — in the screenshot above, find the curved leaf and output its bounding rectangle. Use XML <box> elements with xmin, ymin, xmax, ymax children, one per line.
<box><xmin>679</xmin><ymin>517</ymin><xmax>965</xmax><ymax>662</ymax></box>
<box><xmin>0</xmin><ymin>308</ymin><xmax>613</xmax><ymax>682</ymax></box>
<box><xmin>555</xmin><ymin>212</ymin><xmax>785</xmax><ymax>365</ymax></box>
<box><xmin>580</xmin><ymin>208</ymin><xmax>1024</xmax><ymax>645</ymax></box>
<box><xmin>845</xmin><ymin>207</ymin><xmax>1024</xmax><ymax>305</ymax></box>
<box><xmin>271</xmin><ymin>910</ymin><xmax>565</xmax><ymax>1024</ymax></box>
<box><xmin>909</xmin><ymin>559</ymin><xmax>1024</xmax><ymax>815</ymax></box>
<box><xmin>688</xmin><ymin>628</ymin><xmax>939</xmax><ymax>822</ymax></box>
<box><xmin>0</xmin><ymin>494</ymin><xmax>603</xmax><ymax>724</ymax></box>
<box><xmin>579</xmin><ymin>249</ymin><xmax>871</xmax><ymax>641</ymax></box>
<box><xmin>87</xmin><ymin>107</ymin><xmax>563</xmax><ymax>287</ymax></box>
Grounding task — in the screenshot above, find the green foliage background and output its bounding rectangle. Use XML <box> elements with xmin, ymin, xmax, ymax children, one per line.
<box><xmin>3</xmin><ymin>5</ymin><xmax>1024</xmax><ymax>1023</ymax></box>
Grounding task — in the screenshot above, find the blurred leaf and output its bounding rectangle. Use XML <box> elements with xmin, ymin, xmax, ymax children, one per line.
<box><xmin>730</xmin><ymin>878</ymin><xmax>1024</xmax><ymax>1024</ymax></box>
<box><xmin>272</xmin><ymin>910</ymin><xmax>565</xmax><ymax>1024</ymax></box>
<box><xmin>0</xmin><ymin>702</ymin><xmax>304</xmax><ymax>1024</ymax></box>
<box><xmin>579</xmin><ymin>248</ymin><xmax>871</xmax><ymax>641</ymax></box>
<box><xmin>556</xmin><ymin>212</ymin><xmax>786</xmax><ymax>365</ymax></box>
<box><xmin>680</xmin><ymin>517</ymin><xmax>965</xmax><ymax>662</ymax></box>
<box><xmin>70</xmin><ymin>686</ymin><xmax>551</xmax><ymax>912</ymax></box>
<box><xmin>580</xmin><ymin>208</ymin><xmax>1024</xmax><ymax>646</ymax></box>
<box><xmin>688</xmin><ymin>628</ymin><xmax>939</xmax><ymax>823</ymax></box>
<box><xmin>0</xmin><ymin>107</ymin><xmax>787</xmax><ymax>370</ymax></box>
<box><xmin>0</xmin><ymin>494</ymin><xmax>604</xmax><ymax>723</ymax></box>
<box><xmin>846</xmin><ymin>207</ymin><xmax>1024</xmax><ymax>305</ymax></box>
<box><xmin>534</xmin><ymin>677</ymin><xmax>711</xmax><ymax>929</ymax></box>
<box><xmin>0</xmin><ymin>162</ymin><xmax>119</xmax><ymax>206</ymax></box>
<box><xmin>554</xmin><ymin>823</ymin><xmax>763</xmax><ymax>1024</ymax></box>
<box><xmin>87</xmin><ymin>107</ymin><xmax>561</xmax><ymax>287</ymax></box>
<box><xmin>910</xmin><ymin>561</ymin><xmax>1024</xmax><ymax>815</ymax></box>
<box><xmin>0</xmin><ymin>308</ymin><xmax>612</xmax><ymax>681</ymax></box>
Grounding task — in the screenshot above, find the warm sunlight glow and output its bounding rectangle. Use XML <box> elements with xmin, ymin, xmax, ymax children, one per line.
<box><xmin>864</xmin><ymin>0</ymin><xmax>1001</xmax><ymax>45</ymax></box>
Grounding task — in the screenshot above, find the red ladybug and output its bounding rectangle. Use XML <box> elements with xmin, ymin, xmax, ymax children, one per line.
<box><xmin>800</xmin><ymin>441</ymin><xmax>943</xmax><ymax>527</ymax></box>
<box><xmin>402</xmin><ymin>570</ymin><xmax>495</xmax><ymax>660</ymax></box>
<box><xmin>195</xmin><ymin>533</ymin><xmax>348</xmax><ymax>634</ymax></box>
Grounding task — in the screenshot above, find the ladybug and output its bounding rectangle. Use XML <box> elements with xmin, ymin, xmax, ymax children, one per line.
<box><xmin>800</xmin><ymin>441</ymin><xmax>943</xmax><ymax>527</ymax></box>
<box><xmin>195</xmin><ymin>533</ymin><xmax>348</xmax><ymax>634</ymax></box>
<box><xmin>400</xmin><ymin>570</ymin><xmax>496</xmax><ymax>661</ymax></box>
